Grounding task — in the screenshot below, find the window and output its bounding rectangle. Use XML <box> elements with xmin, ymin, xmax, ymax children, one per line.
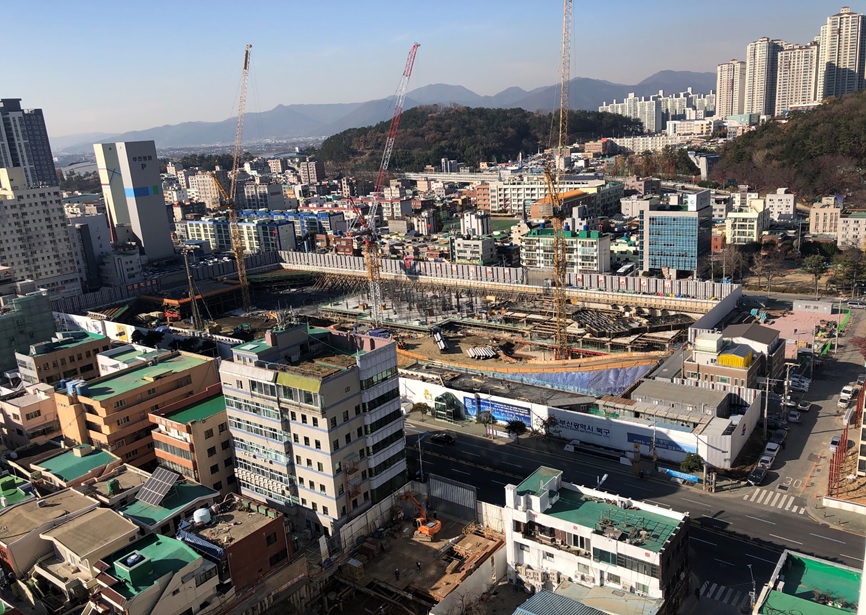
<box><xmin>519</xmin><ymin>544</ymin><xmax>529</xmax><ymax>552</ymax></box>
<box><xmin>224</xmin><ymin>458</ymin><xmax>233</xmax><ymax>468</ymax></box>
<box><xmin>114</xmin><ymin>399</ymin><xmax>127</xmax><ymax>409</ymax></box>
<box><xmin>299</xmin><ymin>477</ymin><xmax>305</xmax><ymax>486</ymax></box>
<box><xmin>303</xmin><ymin>436</ymin><xmax>310</xmax><ymax>446</ymax></box>
<box><xmin>269</xmin><ymin>551</ymin><xmax>287</xmax><ymax>566</ymax></box>
<box><xmin>293</xmin><ymin>434</ymin><xmax>299</xmax><ymax>443</ymax></box>
<box><xmin>319</xmin><ymin>484</ymin><xmax>326</xmax><ymax>493</ymax></box>
<box><xmin>295</xmin><ymin>455</ymin><xmax>301</xmax><ymax>464</ymax></box>
<box><xmin>213</xmin><ymin>481</ymin><xmax>223</xmax><ymax>490</ymax></box>
<box><xmin>265</xmin><ymin>532</ymin><xmax>277</xmax><ymax>546</ymax></box>
<box><xmin>24</xmin><ymin>410</ymin><xmax>41</xmax><ymax>420</ymax></box>
<box><xmin>355</xmin><ymin>405</ymin><xmax>361</xmax><ymax>416</ymax></box>
<box><xmin>116</xmin><ymin>416</ymin><xmax>130</xmax><ymax>426</ymax></box>
<box><xmin>357</xmin><ymin>427</ymin><xmax>363</xmax><ymax>438</ymax></box>
<box><xmin>543</xmin><ymin>552</ymin><xmax>554</xmax><ymax>561</ymax></box>
<box><xmin>210</xmin><ymin>464</ymin><xmax>219</xmax><ymax>475</ymax></box>
<box><xmin>301</xmin><ymin>498</ymin><xmax>307</xmax><ymax>506</ymax></box>
<box><xmin>363</xmin><ymin>491</ymin><xmax>369</xmax><ymax>502</ymax></box>
<box><xmin>634</xmin><ymin>582</ymin><xmax>649</xmax><ymax>595</ymax></box>
<box><xmin>204</xmin><ymin>428</ymin><xmax>214</xmax><ymax>439</ymax></box>
<box><xmin>312</xmin><ymin>502</ymin><xmax>318</xmax><ymax>512</ymax></box>
<box><xmin>207</xmin><ymin>446</ymin><xmax>217</xmax><ymax>457</ymax></box>
<box><xmin>312</xmin><ymin>417</ymin><xmax>318</xmax><ymax>427</ymax></box>
<box><xmin>606</xmin><ymin>573</ymin><xmax>621</xmax><ymax>586</ymax></box>
<box><xmin>235</xmin><ymin>380</ymin><xmax>244</xmax><ymax>390</ymax></box>
<box><xmin>221</xmin><ymin>440</ymin><xmax>231</xmax><ymax>450</ymax></box>
<box><xmin>323</xmin><ymin>506</ymin><xmax>329</xmax><ymax>516</ymax></box>
<box><xmin>344</xmin><ymin>434</ymin><xmax>351</xmax><ymax>445</ymax></box>
<box><xmin>332</xmin><ymin>439</ymin><xmax>339</xmax><ymax>450</ymax></box>
<box><xmin>330</xmin><ymin>417</ymin><xmax>337</xmax><ymax>428</ymax></box>
<box><xmin>342</xmin><ymin>411</ymin><xmax>349</xmax><ymax>422</ymax></box>
<box><xmin>315</xmin><ymin>440</ymin><xmax>321</xmax><ymax>450</ymax></box>
<box><xmin>306</xmin><ymin>458</ymin><xmax>313</xmax><ymax>467</ymax></box>
<box><xmin>317</xmin><ymin>462</ymin><xmax>323</xmax><ymax>472</ymax></box>
<box><xmin>147</xmin><ymin>387</ymin><xmax>156</xmax><ymax>396</ymax></box>
<box><xmin>219</xmin><ymin>422</ymin><xmax>227</xmax><ymax>433</ymax></box>
<box><xmin>291</xmin><ymin>411</ymin><xmax>297</xmax><ymax>421</ymax></box>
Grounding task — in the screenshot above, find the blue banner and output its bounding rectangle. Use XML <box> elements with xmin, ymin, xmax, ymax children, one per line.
<box><xmin>663</xmin><ymin>468</ymin><xmax>699</xmax><ymax>483</ymax></box>
<box><xmin>463</xmin><ymin>396</ymin><xmax>530</xmax><ymax>426</ymax></box>
<box><xmin>627</xmin><ymin>432</ymin><xmax>695</xmax><ymax>454</ymax></box>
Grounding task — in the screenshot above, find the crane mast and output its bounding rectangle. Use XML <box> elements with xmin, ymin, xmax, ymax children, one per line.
<box><xmin>550</xmin><ymin>0</ymin><xmax>573</xmax><ymax>360</ymax></box>
<box><xmin>229</xmin><ymin>44</ymin><xmax>252</xmax><ymax>313</ymax></box>
<box><xmin>365</xmin><ymin>42</ymin><xmax>420</xmax><ymax>327</ymax></box>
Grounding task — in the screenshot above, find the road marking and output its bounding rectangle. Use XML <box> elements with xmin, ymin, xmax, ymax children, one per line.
<box><xmin>462</xmin><ymin>451</ymin><xmax>480</xmax><ymax>457</ymax></box>
<box><xmin>745</xmin><ymin>515</ymin><xmax>775</xmax><ymax>525</ymax></box>
<box><xmin>681</xmin><ymin>497</ymin><xmax>712</xmax><ymax>508</ymax></box>
<box><xmin>490</xmin><ymin>480</ymin><xmax>508</xmax><ymax>485</ymax></box>
<box><xmin>502</xmin><ymin>461</ymin><xmax>522</xmax><ymax>468</ymax></box>
<box><xmin>784</xmin><ymin>497</ymin><xmax>794</xmax><ymax>511</ymax></box>
<box><xmin>644</xmin><ymin>500</ymin><xmax>672</xmax><ymax>509</ymax></box>
<box><xmin>700</xmin><ymin>515</ymin><xmax>732</xmax><ymax>526</ymax></box>
<box><xmin>722</xmin><ymin>588</ymin><xmax>735</xmax><ymax>603</ymax></box>
<box><xmin>841</xmin><ymin>553</ymin><xmax>864</xmax><ymax>562</ymax></box>
<box><xmin>755</xmin><ymin>490</ymin><xmax>768</xmax><ymax>504</ymax></box>
<box><xmin>691</xmin><ymin>537</ymin><xmax>717</xmax><ymax>546</ymax></box>
<box><xmin>714</xmin><ymin>585</ymin><xmax>727</xmax><ymax>600</ymax></box>
<box><xmin>715</xmin><ymin>559</ymin><xmax>735</xmax><ymax>567</ymax></box>
<box><xmin>626</xmin><ymin>484</ymin><xmax>654</xmax><ymax>492</ymax></box>
<box><xmin>452</xmin><ymin>469</ymin><xmax>471</xmax><ymax>476</ymax></box>
<box><xmin>704</xmin><ymin>582</ymin><xmax>717</xmax><ymax>596</ymax></box>
<box><xmin>809</xmin><ymin>533</ymin><xmax>846</xmax><ymax>544</ymax></box>
<box><xmin>769</xmin><ymin>533</ymin><xmax>803</xmax><ymax>545</ymax></box>
<box><xmin>769</xmin><ymin>492</ymin><xmax>782</xmax><ymax>507</ymax></box>
<box><xmin>746</xmin><ymin>553</ymin><xmax>779</xmax><ymax>564</ymax></box>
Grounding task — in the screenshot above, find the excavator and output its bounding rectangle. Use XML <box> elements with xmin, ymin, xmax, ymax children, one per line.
<box><xmin>400</xmin><ymin>492</ymin><xmax>441</xmax><ymax>542</ymax></box>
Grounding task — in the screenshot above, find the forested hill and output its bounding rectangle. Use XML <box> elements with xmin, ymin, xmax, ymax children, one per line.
<box><xmin>315</xmin><ymin>105</ymin><xmax>642</xmax><ymax>173</ymax></box>
<box><xmin>711</xmin><ymin>91</ymin><xmax>866</xmax><ymax>200</ymax></box>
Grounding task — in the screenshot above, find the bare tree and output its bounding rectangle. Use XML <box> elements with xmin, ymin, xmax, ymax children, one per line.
<box><xmin>751</xmin><ymin>249</ymin><xmax>786</xmax><ymax>297</ymax></box>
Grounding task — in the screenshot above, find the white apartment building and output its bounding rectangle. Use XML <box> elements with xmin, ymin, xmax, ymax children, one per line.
<box><xmin>765</xmin><ymin>188</ymin><xmax>796</xmax><ymax>221</ymax></box>
<box><xmin>520</xmin><ymin>229</ymin><xmax>611</xmax><ymax>274</ymax></box>
<box><xmin>220</xmin><ymin>326</ymin><xmax>405</xmax><ymax>538</ymax></box>
<box><xmin>243</xmin><ymin>183</ymin><xmax>287</xmax><ymax>210</ymax></box>
<box><xmin>0</xmin><ymin>168</ymin><xmax>82</xmax><ymax>298</ymax></box>
<box><xmin>745</xmin><ymin>37</ymin><xmax>785</xmax><ymax>116</ymax></box>
<box><xmin>187</xmin><ymin>173</ymin><xmax>223</xmax><ymax>209</ymax></box>
<box><xmin>620</xmin><ymin>195</ymin><xmax>660</xmax><ymax>219</ymax></box>
<box><xmin>599</xmin><ymin>93</ymin><xmax>662</xmax><ymax>133</ymax></box>
<box><xmin>716</xmin><ymin>60</ymin><xmax>746</xmax><ymax>117</ymax></box>
<box><xmin>725</xmin><ymin>199</ymin><xmax>770</xmax><ymax>244</ymax></box>
<box><xmin>460</xmin><ymin>210</ymin><xmax>491</xmax><ymax>237</ymax></box>
<box><xmin>99</xmin><ymin>248</ymin><xmax>144</xmax><ymax>287</ymax></box>
<box><xmin>504</xmin><ymin>467</ymin><xmax>690</xmax><ymax>604</ymax></box>
<box><xmin>809</xmin><ymin>197</ymin><xmax>843</xmax><ymax>236</ymax></box>
<box><xmin>666</xmin><ymin>119</ymin><xmax>722</xmax><ymax>137</ymax></box>
<box><xmin>775</xmin><ymin>42</ymin><xmax>820</xmax><ymax>115</ymax></box>
<box><xmin>837</xmin><ymin>212</ymin><xmax>866</xmax><ymax>249</ymax></box>
<box><xmin>817</xmin><ymin>6</ymin><xmax>866</xmax><ymax>100</ymax></box>
<box><xmin>488</xmin><ymin>178</ymin><xmax>622</xmax><ymax>217</ymax></box>
<box><xmin>452</xmin><ymin>236</ymin><xmax>497</xmax><ymax>265</ymax></box>
<box><xmin>178</xmin><ymin>217</ymin><xmax>296</xmax><ymax>254</ymax></box>
<box><xmin>607</xmin><ymin>134</ymin><xmax>692</xmax><ymax>154</ymax></box>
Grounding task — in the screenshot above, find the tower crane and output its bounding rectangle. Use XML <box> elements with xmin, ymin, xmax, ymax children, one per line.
<box><xmin>221</xmin><ymin>44</ymin><xmax>253</xmax><ymax>313</ymax></box>
<box><xmin>364</xmin><ymin>42</ymin><xmax>420</xmax><ymax>327</ymax></box>
<box><xmin>549</xmin><ymin>0</ymin><xmax>573</xmax><ymax>360</ymax></box>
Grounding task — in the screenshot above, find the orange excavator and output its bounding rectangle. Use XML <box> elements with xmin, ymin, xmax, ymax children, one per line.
<box><xmin>400</xmin><ymin>492</ymin><xmax>441</xmax><ymax>541</ymax></box>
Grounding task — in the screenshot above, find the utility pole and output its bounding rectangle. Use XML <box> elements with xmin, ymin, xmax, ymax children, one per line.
<box><xmin>748</xmin><ymin>564</ymin><xmax>756</xmax><ymax>608</ymax></box>
<box><xmin>762</xmin><ymin>369</ymin><xmax>771</xmax><ymax>439</ymax></box>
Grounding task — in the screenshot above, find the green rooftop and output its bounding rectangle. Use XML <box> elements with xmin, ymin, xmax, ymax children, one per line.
<box><xmin>105</xmin><ymin>347</ymin><xmax>164</xmax><ymax>365</ymax></box>
<box><xmin>516</xmin><ymin>467</ymin><xmax>562</xmax><ymax>497</ymax></box>
<box><xmin>35</xmin><ymin>446</ymin><xmax>118</xmax><ymax>483</ymax></box>
<box><xmin>103</xmin><ymin>533</ymin><xmax>200</xmax><ymax>599</ymax></box>
<box><xmin>162</xmin><ymin>395</ymin><xmax>225</xmax><ymax>425</ymax></box>
<box><xmin>759</xmin><ymin>553</ymin><xmax>861</xmax><ymax>614</ymax></box>
<box><xmin>31</xmin><ymin>332</ymin><xmax>106</xmax><ymax>355</ymax></box>
<box><xmin>79</xmin><ymin>354</ymin><xmax>209</xmax><ymax>401</ymax></box>
<box><xmin>119</xmin><ymin>482</ymin><xmax>216</xmax><ymax>528</ymax></box>
<box><xmin>0</xmin><ymin>475</ymin><xmax>32</xmax><ymax>508</ymax></box>
<box><xmin>546</xmin><ymin>489</ymin><xmax>679</xmax><ymax>553</ymax></box>
<box><xmin>843</xmin><ymin>210</ymin><xmax>866</xmax><ymax>219</ymax></box>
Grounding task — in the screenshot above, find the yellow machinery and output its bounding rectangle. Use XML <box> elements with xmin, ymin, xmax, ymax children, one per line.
<box><xmin>400</xmin><ymin>492</ymin><xmax>441</xmax><ymax>541</ymax></box>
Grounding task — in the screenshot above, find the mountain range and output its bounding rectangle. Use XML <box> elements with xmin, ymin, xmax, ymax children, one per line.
<box><xmin>52</xmin><ymin>70</ymin><xmax>715</xmax><ymax>153</ymax></box>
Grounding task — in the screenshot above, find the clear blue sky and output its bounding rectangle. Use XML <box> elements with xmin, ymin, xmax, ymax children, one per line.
<box><xmin>3</xmin><ymin>0</ymin><xmax>853</xmax><ymax>137</ymax></box>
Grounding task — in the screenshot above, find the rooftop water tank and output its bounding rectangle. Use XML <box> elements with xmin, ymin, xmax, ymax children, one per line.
<box><xmin>193</xmin><ymin>508</ymin><xmax>212</xmax><ymax>525</ymax></box>
<box><xmin>125</xmin><ymin>553</ymin><xmax>144</xmax><ymax>567</ymax></box>
<box><xmin>107</xmin><ymin>479</ymin><xmax>121</xmax><ymax>495</ymax></box>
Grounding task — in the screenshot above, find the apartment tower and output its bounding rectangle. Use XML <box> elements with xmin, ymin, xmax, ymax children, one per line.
<box><xmin>817</xmin><ymin>6</ymin><xmax>866</xmax><ymax>100</ymax></box>
<box><xmin>745</xmin><ymin>37</ymin><xmax>785</xmax><ymax>116</ymax></box>
<box><xmin>715</xmin><ymin>60</ymin><xmax>746</xmax><ymax>117</ymax></box>
<box><xmin>0</xmin><ymin>98</ymin><xmax>56</xmax><ymax>187</ymax></box>
<box><xmin>775</xmin><ymin>42</ymin><xmax>820</xmax><ymax>115</ymax></box>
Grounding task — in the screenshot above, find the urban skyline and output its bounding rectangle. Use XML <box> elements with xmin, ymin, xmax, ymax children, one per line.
<box><xmin>4</xmin><ymin>0</ymin><xmax>843</xmax><ymax>137</ymax></box>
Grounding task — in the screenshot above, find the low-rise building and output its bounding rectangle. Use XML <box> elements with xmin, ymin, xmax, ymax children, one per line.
<box><xmin>0</xmin><ymin>475</ymin><xmax>34</xmax><ymax>510</ymax></box>
<box><xmin>98</xmin><ymin>345</ymin><xmax>173</xmax><ymax>376</ymax></box>
<box><xmin>722</xmin><ymin>322</ymin><xmax>786</xmax><ymax>380</ymax></box>
<box><xmin>725</xmin><ymin>199</ymin><xmax>769</xmax><ymax>245</ymax></box>
<box><xmin>0</xmin><ymin>292</ymin><xmax>57</xmax><ymax>373</ymax></box>
<box><xmin>15</xmin><ymin>331</ymin><xmax>111</xmax><ymax>387</ymax></box>
<box><xmin>89</xmin><ymin>533</ymin><xmax>221</xmax><ymax>615</ymax></box>
<box><xmin>32</xmin><ymin>507</ymin><xmax>140</xmax><ymax>606</ymax></box>
<box><xmin>837</xmin><ymin>211</ymin><xmax>866</xmax><ymax>249</ymax></box>
<box><xmin>0</xmin><ymin>383</ymin><xmax>62</xmax><ymax>449</ymax></box>
<box><xmin>683</xmin><ymin>332</ymin><xmax>760</xmax><ymax>388</ymax></box>
<box><xmin>809</xmin><ymin>197</ymin><xmax>842</xmax><ymax>236</ymax></box>
<box><xmin>77</xmin><ymin>463</ymin><xmax>150</xmax><ymax>509</ymax></box>
<box><xmin>32</xmin><ymin>444</ymin><xmax>121</xmax><ymax>490</ymax></box>
<box><xmin>451</xmin><ymin>236</ymin><xmax>497</xmax><ymax>265</ymax></box>
<box><xmin>460</xmin><ymin>210</ymin><xmax>491</xmax><ymax>237</ymax></box>
<box><xmin>521</xmin><ymin>228</ymin><xmax>611</xmax><ymax>274</ymax></box>
<box><xmin>118</xmin><ymin>476</ymin><xmax>218</xmax><ymax>536</ymax></box>
<box><xmin>754</xmin><ymin>550</ymin><xmax>861</xmax><ymax>614</ymax></box>
<box><xmin>765</xmin><ymin>188</ymin><xmax>796</xmax><ymax>221</ymax></box>
<box><xmin>149</xmin><ymin>387</ymin><xmax>234</xmax><ymax>495</ymax></box>
<box><xmin>0</xmin><ymin>488</ymin><xmax>99</xmax><ymax>577</ymax></box>
<box><xmin>175</xmin><ymin>495</ymin><xmax>291</xmax><ymax>593</ymax></box>
<box><xmin>504</xmin><ymin>467</ymin><xmax>689</xmax><ymax>609</ymax></box>
<box><xmin>55</xmin><ymin>352</ymin><xmax>221</xmax><ymax>468</ymax></box>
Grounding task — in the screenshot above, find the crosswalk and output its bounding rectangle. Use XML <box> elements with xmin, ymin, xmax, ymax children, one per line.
<box><xmin>699</xmin><ymin>580</ymin><xmax>751</xmax><ymax>609</ymax></box>
<box><xmin>742</xmin><ymin>488</ymin><xmax>806</xmax><ymax>514</ymax></box>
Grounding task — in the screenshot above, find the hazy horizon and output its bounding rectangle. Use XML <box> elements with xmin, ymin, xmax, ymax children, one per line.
<box><xmin>4</xmin><ymin>0</ymin><xmax>848</xmax><ymax>137</ymax></box>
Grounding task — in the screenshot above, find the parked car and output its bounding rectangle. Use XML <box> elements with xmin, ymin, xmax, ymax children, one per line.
<box><xmin>838</xmin><ymin>398</ymin><xmax>851</xmax><ymax>410</ymax></box>
<box><xmin>747</xmin><ymin>466</ymin><xmax>768</xmax><ymax>486</ymax></box>
<box><xmin>790</xmin><ymin>381</ymin><xmax>809</xmax><ymax>393</ymax></box>
<box><xmin>829</xmin><ymin>435</ymin><xmax>842</xmax><ymax>454</ymax></box>
<box><xmin>841</xmin><ymin>385</ymin><xmax>856</xmax><ymax>401</ymax></box>
<box><xmin>787</xmin><ymin>411</ymin><xmax>802</xmax><ymax>424</ymax></box>
<box><xmin>857</xmin><ymin>374</ymin><xmax>866</xmax><ymax>386</ymax></box>
<box><xmin>770</xmin><ymin>429</ymin><xmax>787</xmax><ymax>446</ymax></box>
<box><xmin>847</xmin><ymin>300</ymin><xmax>866</xmax><ymax>309</ymax></box>
<box><xmin>783</xmin><ymin>398</ymin><xmax>798</xmax><ymax>409</ymax></box>
<box><xmin>797</xmin><ymin>401</ymin><xmax>812</xmax><ymax>412</ymax></box>
<box><xmin>764</xmin><ymin>442</ymin><xmax>781</xmax><ymax>456</ymax></box>
<box><xmin>758</xmin><ymin>454</ymin><xmax>774</xmax><ymax>470</ymax></box>
<box><xmin>430</xmin><ymin>432</ymin><xmax>456</xmax><ymax>445</ymax></box>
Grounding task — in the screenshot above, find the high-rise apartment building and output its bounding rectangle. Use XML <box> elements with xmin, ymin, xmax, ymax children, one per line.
<box><xmin>775</xmin><ymin>42</ymin><xmax>820</xmax><ymax>115</ymax></box>
<box><xmin>220</xmin><ymin>325</ymin><xmax>404</xmax><ymax>538</ymax></box>
<box><xmin>716</xmin><ymin>60</ymin><xmax>746</xmax><ymax>117</ymax></box>
<box><xmin>745</xmin><ymin>38</ymin><xmax>785</xmax><ymax>115</ymax></box>
<box><xmin>94</xmin><ymin>141</ymin><xmax>174</xmax><ymax>261</ymax></box>
<box><xmin>298</xmin><ymin>158</ymin><xmax>325</xmax><ymax>184</ymax></box>
<box><xmin>817</xmin><ymin>6</ymin><xmax>866</xmax><ymax>100</ymax></box>
<box><xmin>0</xmin><ymin>99</ymin><xmax>56</xmax><ymax>187</ymax></box>
<box><xmin>0</xmin><ymin>168</ymin><xmax>82</xmax><ymax>298</ymax></box>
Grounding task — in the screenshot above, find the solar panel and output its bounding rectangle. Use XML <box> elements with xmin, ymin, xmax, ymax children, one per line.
<box><xmin>136</xmin><ymin>467</ymin><xmax>180</xmax><ymax>506</ymax></box>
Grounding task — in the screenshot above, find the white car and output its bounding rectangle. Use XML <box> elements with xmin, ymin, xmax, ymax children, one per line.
<box><xmin>763</xmin><ymin>442</ymin><xmax>780</xmax><ymax>456</ymax></box>
<box><xmin>829</xmin><ymin>435</ymin><xmax>842</xmax><ymax>453</ymax></box>
<box><xmin>787</xmin><ymin>411</ymin><xmax>802</xmax><ymax>424</ymax></box>
<box><xmin>758</xmin><ymin>454</ymin><xmax>774</xmax><ymax>470</ymax></box>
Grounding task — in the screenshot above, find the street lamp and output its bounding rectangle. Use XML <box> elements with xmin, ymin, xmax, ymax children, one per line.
<box><xmin>747</xmin><ymin>563</ymin><xmax>756</xmax><ymax>608</ymax></box>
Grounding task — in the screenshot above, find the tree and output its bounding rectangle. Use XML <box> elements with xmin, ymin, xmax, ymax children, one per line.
<box><xmin>505</xmin><ymin>420</ymin><xmax>527</xmax><ymax>439</ymax></box>
<box><xmin>540</xmin><ymin>416</ymin><xmax>561</xmax><ymax>450</ymax></box>
<box><xmin>411</xmin><ymin>402</ymin><xmax>432</xmax><ymax>422</ymax></box>
<box><xmin>720</xmin><ymin>244</ymin><xmax>745</xmax><ymax>281</ymax></box>
<box><xmin>803</xmin><ymin>255</ymin><xmax>829</xmax><ymax>300</ymax></box>
<box><xmin>131</xmin><ymin>329</ymin><xmax>164</xmax><ymax>348</ymax></box>
<box><xmin>680</xmin><ymin>453</ymin><xmax>704</xmax><ymax>474</ymax></box>
<box><xmin>750</xmin><ymin>249</ymin><xmax>785</xmax><ymax>296</ymax></box>
<box><xmin>831</xmin><ymin>248</ymin><xmax>866</xmax><ymax>294</ymax></box>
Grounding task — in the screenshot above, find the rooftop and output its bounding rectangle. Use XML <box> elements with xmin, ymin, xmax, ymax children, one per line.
<box><xmin>28</xmin><ymin>331</ymin><xmax>106</xmax><ymax>356</ymax></box>
<box><xmin>514</xmin><ymin>590</ymin><xmax>606</xmax><ymax>615</ymax></box>
<box><xmin>177</xmin><ymin>497</ymin><xmax>281</xmax><ymax>559</ymax></box>
<box><xmin>161</xmin><ymin>395</ymin><xmax>225</xmax><ymax>425</ymax></box>
<box><xmin>82</xmin><ymin>465</ymin><xmax>150</xmax><ymax>500</ymax></box>
<box><xmin>722</xmin><ymin>322</ymin><xmax>779</xmax><ymax>345</ymax></box>
<box><xmin>0</xmin><ymin>489</ymin><xmax>96</xmax><ymax>543</ymax></box>
<box><xmin>758</xmin><ymin>551</ymin><xmax>861</xmax><ymax>614</ymax></box>
<box><xmin>77</xmin><ymin>353</ymin><xmax>210</xmax><ymax>401</ymax></box>
<box><xmin>631</xmin><ymin>379</ymin><xmax>728</xmax><ymax>409</ymax></box>
<box><xmin>0</xmin><ymin>475</ymin><xmax>32</xmax><ymax>509</ymax></box>
<box><xmin>35</xmin><ymin>446</ymin><xmax>118</xmax><ymax>483</ymax></box>
<box><xmin>41</xmin><ymin>507</ymin><xmax>138</xmax><ymax>556</ymax></box>
<box><xmin>516</xmin><ymin>467</ymin><xmax>562</xmax><ymax>498</ymax></box>
<box><xmin>102</xmin><ymin>533</ymin><xmax>201</xmax><ymax>599</ymax></box>
<box><xmin>102</xmin><ymin>346</ymin><xmax>165</xmax><ymax>366</ymax></box>
<box><xmin>119</xmin><ymin>481</ymin><xmax>217</xmax><ymax>529</ymax></box>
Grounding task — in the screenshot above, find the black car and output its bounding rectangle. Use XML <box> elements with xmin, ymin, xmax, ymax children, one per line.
<box><xmin>747</xmin><ymin>466</ymin><xmax>768</xmax><ymax>486</ymax></box>
<box><xmin>430</xmin><ymin>433</ymin><xmax>456</xmax><ymax>445</ymax></box>
<box><xmin>770</xmin><ymin>429</ymin><xmax>788</xmax><ymax>446</ymax></box>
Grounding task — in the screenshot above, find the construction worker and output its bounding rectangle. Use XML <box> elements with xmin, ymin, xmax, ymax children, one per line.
<box><xmin>416</xmin><ymin>561</ymin><xmax>422</xmax><ymax>572</ymax></box>
<box><xmin>394</xmin><ymin>568</ymin><xmax>400</xmax><ymax>581</ymax></box>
